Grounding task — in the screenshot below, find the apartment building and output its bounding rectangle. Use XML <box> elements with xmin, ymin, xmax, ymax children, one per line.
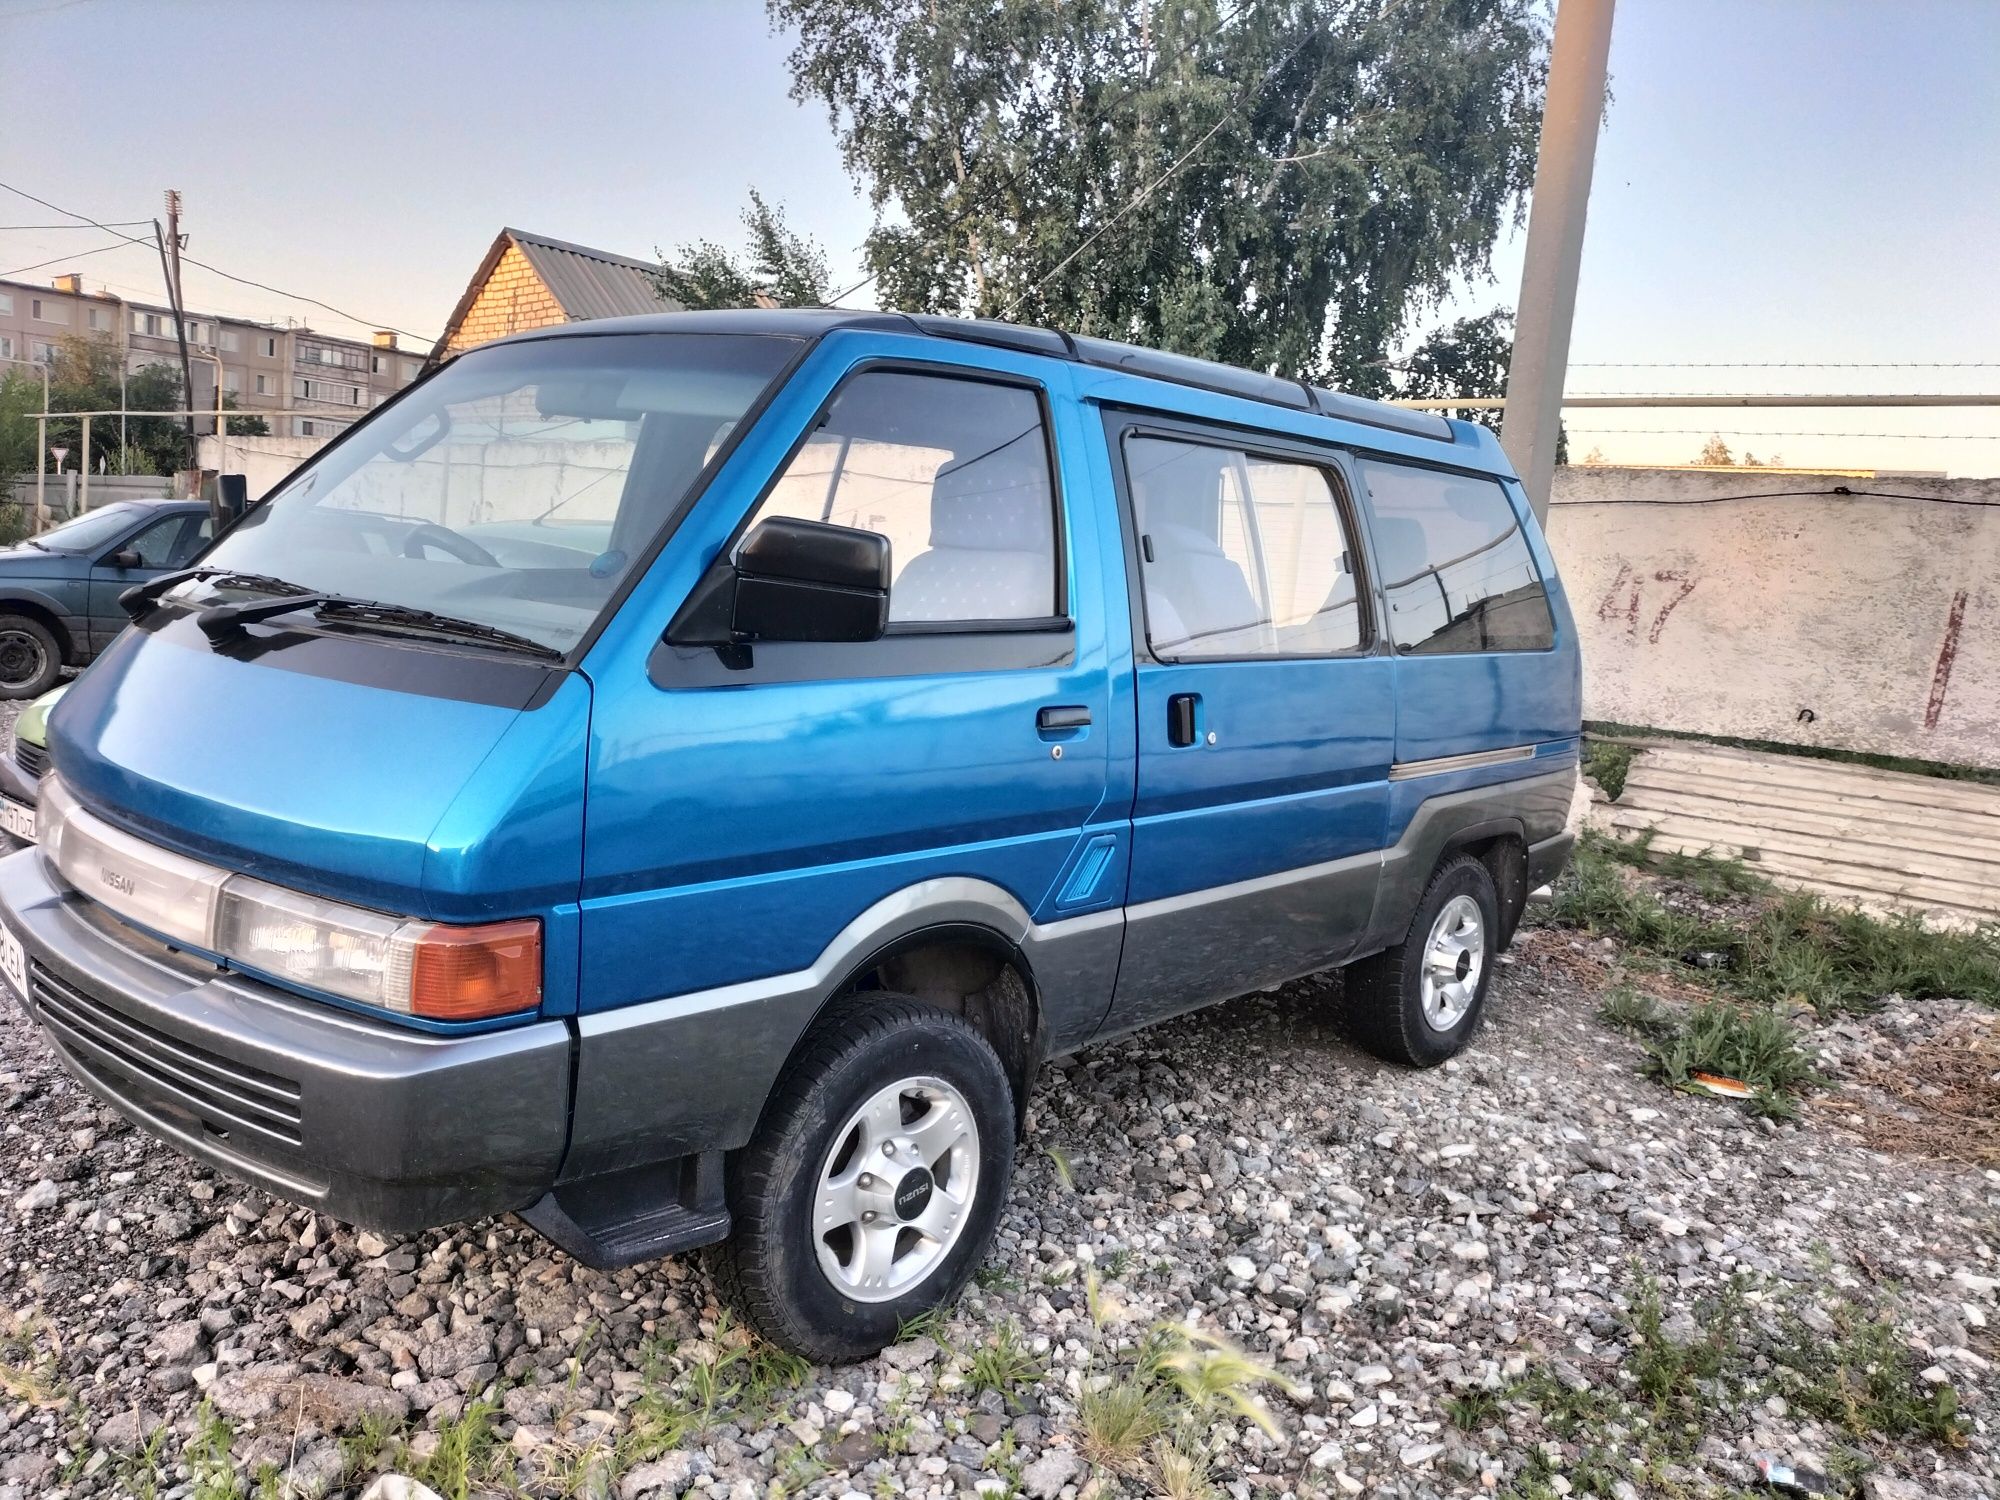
<box><xmin>0</xmin><ymin>271</ymin><xmax>426</xmax><ymax>438</ymax></box>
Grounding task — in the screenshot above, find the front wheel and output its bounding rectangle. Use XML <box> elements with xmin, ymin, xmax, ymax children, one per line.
<box><xmin>716</xmin><ymin>995</ymin><xmax>1015</xmax><ymax>1362</ymax></box>
<box><xmin>1343</xmin><ymin>853</ymin><xmax>1500</xmax><ymax>1067</ymax></box>
<box><xmin>0</xmin><ymin>615</ymin><xmax>60</xmax><ymax>701</ymax></box>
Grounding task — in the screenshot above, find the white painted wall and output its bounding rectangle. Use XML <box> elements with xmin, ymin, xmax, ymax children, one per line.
<box><xmin>195</xmin><ymin>434</ymin><xmax>324</xmax><ymax>502</ymax></box>
<box><xmin>1546</xmin><ymin>467</ymin><xmax>1999</xmax><ymax>770</ymax></box>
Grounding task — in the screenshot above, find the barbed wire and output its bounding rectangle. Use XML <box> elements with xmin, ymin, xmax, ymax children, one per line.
<box><xmin>1564</xmin><ymin>427</ymin><xmax>2000</xmax><ymax>440</ymax></box>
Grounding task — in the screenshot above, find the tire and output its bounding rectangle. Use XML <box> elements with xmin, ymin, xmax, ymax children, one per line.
<box><xmin>716</xmin><ymin>994</ymin><xmax>1016</xmax><ymax>1362</ymax></box>
<box><xmin>0</xmin><ymin>615</ymin><xmax>60</xmax><ymax>701</ymax></box>
<box><xmin>1344</xmin><ymin>853</ymin><xmax>1500</xmax><ymax>1068</ymax></box>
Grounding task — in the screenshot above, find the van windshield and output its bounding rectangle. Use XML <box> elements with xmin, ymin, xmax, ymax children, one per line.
<box><xmin>196</xmin><ymin>332</ymin><xmax>800</xmax><ymax>656</ymax></box>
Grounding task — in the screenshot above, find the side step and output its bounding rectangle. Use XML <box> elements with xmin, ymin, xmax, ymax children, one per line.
<box><xmin>517</xmin><ymin>1152</ymin><xmax>731</xmax><ymax>1269</ymax></box>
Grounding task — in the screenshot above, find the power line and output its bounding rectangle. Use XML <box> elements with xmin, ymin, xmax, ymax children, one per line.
<box><xmin>0</xmin><ymin>220</ymin><xmax>151</xmax><ymax>231</ymax></box>
<box><xmin>0</xmin><ymin>239</ymin><xmax>132</xmax><ymax>279</ymax></box>
<box><xmin>0</xmin><ymin>179</ymin><xmax>439</xmax><ymax>345</ymax></box>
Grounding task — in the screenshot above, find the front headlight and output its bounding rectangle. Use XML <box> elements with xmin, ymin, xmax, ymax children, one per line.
<box><xmin>41</xmin><ymin>778</ymin><xmax>540</xmax><ymax>1021</ymax></box>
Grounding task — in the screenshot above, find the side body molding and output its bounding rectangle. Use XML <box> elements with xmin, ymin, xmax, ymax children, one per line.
<box><xmin>559</xmin><ymin>877</ymin><xmax>1124</xmax><ymax>1181</ymax></box>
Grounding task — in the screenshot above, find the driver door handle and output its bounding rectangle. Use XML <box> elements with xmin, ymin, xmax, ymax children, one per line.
<box><xmin>1037</xmin><ymin>705</ymin><xmax>1091</xmax><ymax>731</ymax></box>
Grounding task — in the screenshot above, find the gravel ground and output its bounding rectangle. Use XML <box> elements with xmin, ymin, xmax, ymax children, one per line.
<box><xmin>0</xmin><ymin>733</ymin><xmax>1991</xmax><ymax>1499</ymax></box>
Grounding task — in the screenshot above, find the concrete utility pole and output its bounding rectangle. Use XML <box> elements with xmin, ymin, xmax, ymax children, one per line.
<box><xmin>158</xmin><ymin>190</ymin><xmax>200</xmax><ymax>474</ymax></box>
<box><xmin>1500</xmin><ymin>0</ymin><xmax>1615</xmax><ymax>523</ymax></box>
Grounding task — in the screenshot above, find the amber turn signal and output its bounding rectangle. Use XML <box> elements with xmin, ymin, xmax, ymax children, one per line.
<box><xmin>404</xmin><ymin>918</ymin><xmax>542</xmax><ymax>1021</ymax></box>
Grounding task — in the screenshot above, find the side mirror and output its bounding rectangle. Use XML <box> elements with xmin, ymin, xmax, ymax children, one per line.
<box><xmin>107</xmin><ymin>548</ymin><xmax>143</xmax><ymax>570</ymax></box>
<box><xmin>668</xmin><ymin>517</ymin><xmax>890</xmax><ymax>649</ymax></box>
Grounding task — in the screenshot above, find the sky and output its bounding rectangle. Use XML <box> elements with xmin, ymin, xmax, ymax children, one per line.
<box><xmin>2</xmin><ymin>0</ymin><xmax>1997</xmax><ymax>475</ymax></box>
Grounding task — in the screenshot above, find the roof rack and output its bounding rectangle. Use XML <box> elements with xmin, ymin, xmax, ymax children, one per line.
<box><xmin>903</xmin><ymin>314</ymin><xmax>1455</xmax><ymax>444</ymax></box>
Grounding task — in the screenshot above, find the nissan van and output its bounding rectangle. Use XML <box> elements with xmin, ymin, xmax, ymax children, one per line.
<box><xmin>0</xmin><ymin>311</ymin><xmax>1578</xmax><ymax>1359</ymax></box>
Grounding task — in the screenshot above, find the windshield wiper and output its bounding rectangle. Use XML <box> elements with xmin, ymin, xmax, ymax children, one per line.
<box><xmin>120</xmin><ymin>567</ymin><xmax>316</xmax><ymax>623</ymax></box>
<box><xmin>310</xmin><ymin>599</ymin><xmax>566</xmax><ymax>661</ymax></box>
<box><xmin>191</xmin><ymin>587</ymin><xmax>562</xmax><ymax>662</ymax></box>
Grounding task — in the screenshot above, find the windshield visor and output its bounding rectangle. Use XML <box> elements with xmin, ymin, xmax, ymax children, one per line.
<box><xmin>196</xmin><ymin>332</ymin><xmax>801</xmax><ymax>655</ymax></box>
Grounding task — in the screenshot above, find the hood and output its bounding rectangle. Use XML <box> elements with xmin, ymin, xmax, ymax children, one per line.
<box><xmin>46</xmin><ymin>620</ymin><xmax>590</xmax><ymax>923</ymax></box>
<box><xmin>0</xmin><ymin>546</ymin><xmax>81</xmax><ymax>576</ymax></box>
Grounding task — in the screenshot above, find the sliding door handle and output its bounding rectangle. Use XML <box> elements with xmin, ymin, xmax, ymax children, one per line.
<box><xmin>1037</xmin><ymin>705</ymin><xmax>1092</xmax><ymax>731</ymax></box>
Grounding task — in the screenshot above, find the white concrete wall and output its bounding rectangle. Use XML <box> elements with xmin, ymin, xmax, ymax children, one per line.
<box><xmin>196</xmin><ymin>434</ymin><xmax>324</xmax><ymax>502</ymax></box>
<box><xmin>1546</xmin><ymin>467</ymin><xmax>2000</xmax><ymax>770</ymax></box>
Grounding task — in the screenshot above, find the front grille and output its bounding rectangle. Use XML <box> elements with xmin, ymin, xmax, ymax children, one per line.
<box><xmin>29</xmin><ymin>961</ymin><xmax>303</xmax><ymax>1144</ymax></box>
<box><xmin>14</xmin><ymin>740</ymin><xmax>47</xmax><ymax>779</ymax></box>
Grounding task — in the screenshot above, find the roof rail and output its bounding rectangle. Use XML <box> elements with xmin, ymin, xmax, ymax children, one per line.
<box><xmin>906</xmin><ymin>316</ymin><xmax>1456</xmax><ymax>444</ymax></box>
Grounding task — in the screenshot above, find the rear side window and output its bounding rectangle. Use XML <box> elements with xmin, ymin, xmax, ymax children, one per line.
<box><xmin>1125</xmin><ymin>435</ymin><xmax>1366</xmax><ymax>659</ymax></box>
<box><xmin>745</xmin><ymin>370</ymin><xmax>1059</xmax><ymax>626</ymax></box>
<box><xmin>1357</xmin><ymin>459</ymin><xmax>1555</xmax><ymax>654</ymax></box>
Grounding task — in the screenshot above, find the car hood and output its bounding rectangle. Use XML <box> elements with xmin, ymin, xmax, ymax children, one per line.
<box><xmin>45</xmin><ymin>621</ymin><xmax>590</xmax><ymax>923</ymax></box>
<box><xmin>0</xmin><ymin>546</ymin><xmax>82</xmax><ymax>576</ymax></box>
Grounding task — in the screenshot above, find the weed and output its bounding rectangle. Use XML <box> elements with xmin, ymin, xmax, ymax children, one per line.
<box><xmin>1552</xmin><ymin>833</ymin><xmax>2000</xmax><ymax>1014</ymax></box>
<box><xmin>187</xmin><ymin>1401</ymin><xmax>239</xmax><ymax>1500</ymax></box>
<box><xmin>1643</xmin><ymin>998</ymin><xmax>1822</xmax><ymax>1117</ymax></box>
<box><xmin>974</xmin><ymin>1264</ymin><xmax>1024</xmax><ymax>1293</ymax></box>
<box><xmin>405</xmin><ymin>1389</ymin><xmax>502</xmax><ymax>1500</ymax></box>
<box><xmin>339</xmin><ymin>1408</ymin><xmax>408</xmax><ymax>1484</ymax></box>
<box><xmin>1100</xmin><ymin>1247</ymin><xmax>1134</xmax><ymax>1279</ymax></box>
<box><xmin>1073</xmin><ymin>1273</ymin><xmax>1291</xmax><ymax>1487</ymax></box>
<box><xmin>117</xmin><ymin>1424</ymin><xmax>170</xmax><ymax>1500</ymax></box>
<box><xmin>1596</xmin><ymin>983</ymin><xmax>1675</xmax><ymax>1038</ymax></box>
<box><xmin>1045</xmin><ymin>1145</ymin><xmax>1075</xmax><ymax>1191</ymax></box>
<box><xmin>1582</xmin><ymin>739</ymin><xmax>1636</xmax><ymax>800</ymax></box>
<box><xmin>1774</xmin><ymin>1299</ymin><xmax>1967</xmax><ymax>1447</ymax></box>
<box><xmin>967</xmin><ymin>1321</ymin><xmax>1042</xmax><ymax>1397</ymax></box>
<box><xmin>1444</xmin><ymin>1388</ymin><xmax>1500</xmax><ymax>1431</ymax></box>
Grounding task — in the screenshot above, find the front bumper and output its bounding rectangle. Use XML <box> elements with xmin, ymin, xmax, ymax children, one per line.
<box><xmin>0</xmin><ymin>750</ymin><xmax>39</xmax><ymax>812</ymax></box>
<box><xmin>0</xmin><ymin>848</ymin><xmax>572</xmax><ymax>1232</ymax></box>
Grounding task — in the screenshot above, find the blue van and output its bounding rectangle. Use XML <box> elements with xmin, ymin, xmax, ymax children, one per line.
<box><xmin>0</xmin><ymin>311</ymin><xmax>1577</xmax><ymax>1359</ymax></box>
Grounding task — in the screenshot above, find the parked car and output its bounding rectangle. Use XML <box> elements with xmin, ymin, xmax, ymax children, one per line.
<box><xmin>0</xmin><ymin>311</ymin><xmax>1580</xmax><ymax>1359</ymax></box>
<box><xmin>0</xmin><ymin>500</ymin><xmax>214</xmax><ymax>699</ymax></box>
<box><xmin>0</xmin><ymin>682</ymin><xmax>67</xmax><ymax>844</ymax></box>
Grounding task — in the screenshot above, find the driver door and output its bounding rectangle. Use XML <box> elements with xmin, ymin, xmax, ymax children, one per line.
<box><xmin>88</xmin><ymin>511</ymin><xmax>211</xmax><ymax>650</ymax></box>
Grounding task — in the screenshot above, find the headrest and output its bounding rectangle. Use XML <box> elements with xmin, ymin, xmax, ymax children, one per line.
<box><xmin>930</xmin><ymin>430</ymin><xmax>1053</xmax><ymax>552</ymax></box>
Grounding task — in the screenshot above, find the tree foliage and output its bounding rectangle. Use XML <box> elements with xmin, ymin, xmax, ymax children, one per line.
<box><xmin>13</xmin><ymin>335</ymin><xmax>268</xmax><ymax>480</ymax></box>
<box><xmin>771</xmin><ymin>0</ymin><xmax>1548</xmax><ymax>391</ymax></box>
<box><xmin>1397</xmin><ymin>307</ymin><xmax>1513</xmax><ymax>431</ymax></box>
<box><xmin>656</xmin><ymin>189</ymin><xmax>832</xmax><ymax>310</ymax></box>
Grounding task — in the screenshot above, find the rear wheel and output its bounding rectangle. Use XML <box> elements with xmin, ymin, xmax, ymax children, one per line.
<box><xmin>1344</xmin><ymin>853</ymin><xmax>1499</xmax><ymax>1067</ymax></box>
<box><xmin>716</xmin><ymin>995</ymin><xmax>1015</xmax><ymax>1362</ymax></box>
<box><xmin>0</xmin><ymin>615</ymin><xmax>59</xmax><ymax>701</ymax></box>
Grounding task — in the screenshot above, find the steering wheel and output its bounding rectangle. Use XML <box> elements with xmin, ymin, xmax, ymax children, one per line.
<box><xmin>401</xmin><ymin>522</ymin><xmax>499</xmax><ymax>567</ymax></box>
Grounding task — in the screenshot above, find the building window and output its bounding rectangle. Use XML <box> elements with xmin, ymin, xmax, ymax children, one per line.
<box><xmin>31</xmin><ymin>298</ymin><xmax>67</xmax><ymax>325</ymax></box>
<box><xmin>1357</xmin><ymin>458</ymin><xmax>1555</xmax><ymax>654</ymax></box>
<box><xmin>370</xmin><ymin>354</ymin><xmax>381</xmax><ymax>373</ymax></box>
<box><xmin>402</xmin><ymin>360</ymin><xmax>420</xmax><ymax>382</ymax></box>
<box><xmin>223</xmin><ymin>367</ymin><xmax>242</xmax><ymax>394</ymax></box>
<box><xmin>0</xmin><ymin>293</ymin><xmax>12</xmax><ymax>315</ymax></box>
<box><xmin>86</xmin><ymin>307</ymin><xmax>106</xmax><ymax>331</ymax></box>
<box><xmin>218</xmin><ymin>329</ymin><xmax>240</xmax><ymax>353</ymax></box>
<box><xmin>263</xmin><ymin>336</ymin><xmax>277</xmax><ymax>358</ymax></box>
<box><xmin>254</xmin><ymin>373</ymin><xmax>268</xmax><ymax>395</ymax></box>
<box><xmin>30</xmin><ymin>340</ymin><xmax>57</xmax><ymax>365</ymax></box>
<box><xmin>746</xmin><ymin>371</ymin><xmax>1060</xmax><ymax>625</ymax></box>
<box><xmin>0</xmin><ymin>336</ymin><xmax>12</xmax><ymax>360</ymax></box>
<box><xmin>295</xmin><ymin>377</ymin><xmax>312</xmax><ymax>400</ymax></box>
<box><xmin>133</xmin><ymin>311</ymin><xmax>167</xmax><ymax>337</ymax></box>
<box><xmin>183</xmin><ymin>319</ymin><xmax>205</xmax><ymax>344</ymax></box>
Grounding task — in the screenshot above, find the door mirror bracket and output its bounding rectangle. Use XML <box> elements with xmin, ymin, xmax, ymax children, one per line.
<box><xmin>667</xmin><ymin>517</ymin><xmax>890</xmax><ymax>657</ymax></box>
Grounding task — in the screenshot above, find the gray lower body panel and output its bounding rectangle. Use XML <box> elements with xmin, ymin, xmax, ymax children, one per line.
<box><xmin>0</xmin><ymin>849</ymin><xmax>571</xmax><ymax>1232</ymax></box>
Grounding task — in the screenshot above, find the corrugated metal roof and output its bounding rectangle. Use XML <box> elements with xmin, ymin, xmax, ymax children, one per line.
<box><xmin>507</xmin><ymin>229</ymin><xmax>675</xmax><ymax>322</ymax></box>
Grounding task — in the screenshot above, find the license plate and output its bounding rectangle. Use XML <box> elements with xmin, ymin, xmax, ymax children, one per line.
<box><xmin>0</xmin><ymin>924</ymin><xmax>23</xmax><ymax>1004</ymax></box>
<box><xmin>0</xmin><ymin>798</ymin><xmax>34</xmax><ymax>843</ymax></box>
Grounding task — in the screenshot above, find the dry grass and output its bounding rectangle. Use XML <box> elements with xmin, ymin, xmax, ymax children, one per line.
<box><xmin>1836</xmin><ymin>1017</ymin><xmax>2000</xmax><ymax>1167</ymax></box>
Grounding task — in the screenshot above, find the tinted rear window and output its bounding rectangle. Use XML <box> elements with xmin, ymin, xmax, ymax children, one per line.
<box><xmin>1357</xmin><ymin>459</ymin><xmax>1554</xmax><ymax>654</ymax></box>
